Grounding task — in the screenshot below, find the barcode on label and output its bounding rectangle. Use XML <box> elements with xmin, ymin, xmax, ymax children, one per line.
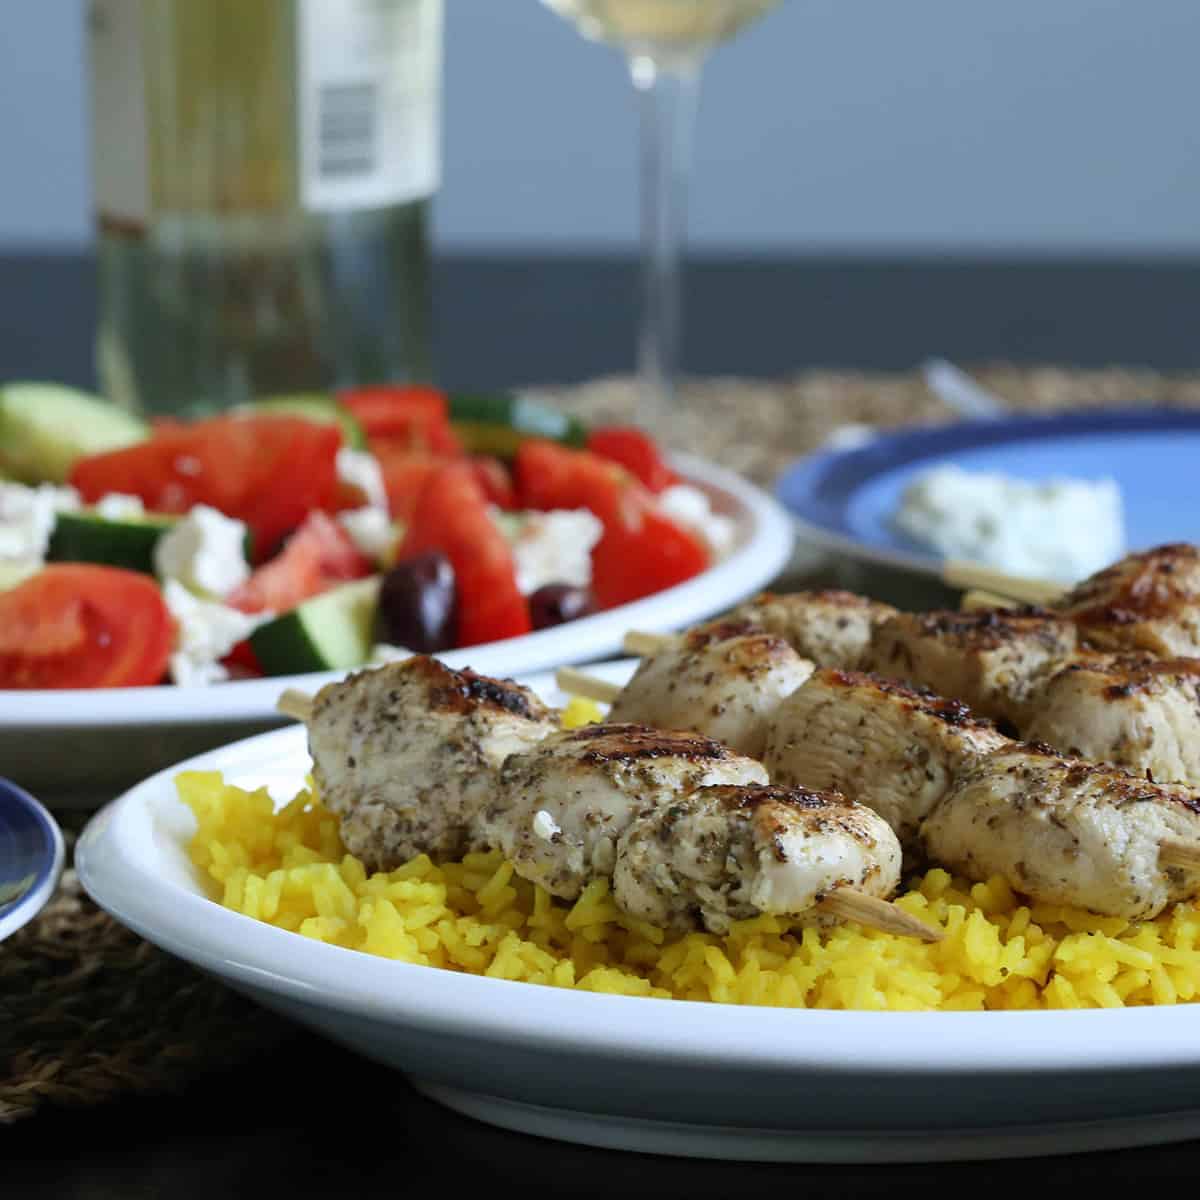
<box><xmin>317</xmin><ymin>82</ymin><xmax>378</xmax><ymax>179</ymax></box>
<box><xmin>297</xmin><ymin>0</ymin><xmax>442</xmax><ymax>213</ymax></box>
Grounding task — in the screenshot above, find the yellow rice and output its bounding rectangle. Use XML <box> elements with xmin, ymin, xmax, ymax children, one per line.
<box><xmin>179</xmin><ymin>698</ymin><xmax>1200</xmax><ymax>1010</ymax></box>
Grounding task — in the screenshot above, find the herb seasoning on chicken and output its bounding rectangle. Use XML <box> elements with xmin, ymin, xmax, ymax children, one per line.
<box><xmin>1054</xmin><ymin>543</ymin><xmax>1200</xmax><ymax>658</ymax></box>
<box><xmin>480</xmin><ymin>723</ymin><xmax>768</xmax><ymax>900</ymax></box>
<box><xmin>862</xmin><ymin>607</ymin><xmax>1079</xmax><ymax>730</ymax></box>
<box><xmin>921</xmin><ymin>742</ymin><xmax>1200</xmax><ymax>920</ymax></box>
<box><xmin>725</xmin><ymin>589</ymin><xmax>899</xmax><ymax>670</ymax></box>
<box><xmin>306</xmin><ymin>656</ymin><xmax>558</xmax><ymax>871</ymax></box>
<box><xmin>607</xmin><ymin>620</ymin><xmax>814</xmax><ymax>757</ymax></box>
<box><xmin>762</xmin><ymin>668</ymin><xmax>1010</xmax><ymax>854</ymax></box>
<box><xmin>612</xmin><ymin>784</ymin><xmax>902</xmax><ymax>936</ymax></box>
<box><xmin>1020</xmin><ymin>654</ymin><xmax>1200</xmax><ymax>788</ymax></box>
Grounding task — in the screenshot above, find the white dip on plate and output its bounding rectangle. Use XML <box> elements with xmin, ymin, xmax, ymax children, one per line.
<box><xmin>892</xmin><ymin>464</ymin><xmax>1124</xmax><ymax>583</ymax></box>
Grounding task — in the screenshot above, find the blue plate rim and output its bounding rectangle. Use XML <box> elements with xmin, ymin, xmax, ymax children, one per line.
<box><xmin>775</xmin><ymin>406</ymin><xmax>1200</xmax><ymax>577</ymax></box>
<box><xmin>0</xmin><ymin>775</ymin><xmax>65</xmax><ymax>941</ymax></box>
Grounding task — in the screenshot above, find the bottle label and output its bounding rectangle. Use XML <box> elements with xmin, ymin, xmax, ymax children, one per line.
<box><xmin>89</xmin><ymin>0</ymin><xmax>150</xmax><ymax>229</ymax></box>
<box><xmin>296</xmin><ymin>0</ymin><xmax>442</xmax><ymax>213</ymax></box>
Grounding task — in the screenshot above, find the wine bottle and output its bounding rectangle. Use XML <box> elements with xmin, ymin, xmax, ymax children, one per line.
<box><xmin>88</xmin><ymin>0</ymin><xmax>442</xmax><ymax>415</ymax></box>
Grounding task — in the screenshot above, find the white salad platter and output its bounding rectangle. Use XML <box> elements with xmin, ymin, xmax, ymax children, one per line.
<box><xmin>1</xmin><ymin>453</ymin><xmax>793</xmax><ymax>807</ymax></box>
<box><xmin>76</xmin><ymin>659</ymin><xmax>1200</xmax><ymax>1164</ymax></box>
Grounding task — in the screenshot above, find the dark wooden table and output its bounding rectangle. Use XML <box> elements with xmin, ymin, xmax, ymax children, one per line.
<box><xmin>7</xmin><ymin>252</ymin><xmax>1200</xmax><ymax>1193</ymax></box>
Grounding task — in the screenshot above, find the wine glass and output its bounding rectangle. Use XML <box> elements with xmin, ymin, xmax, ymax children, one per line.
<box><xmin>540</xmin><ymin>0</ymin><xmax>783</xmax><ymax>433</ymax></box>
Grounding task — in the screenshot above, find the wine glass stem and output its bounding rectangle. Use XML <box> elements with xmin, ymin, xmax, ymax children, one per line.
<box><xmin>629</xmin><ymin>51</ymin><xmax>702</xmax><ymax>436</ymax></box>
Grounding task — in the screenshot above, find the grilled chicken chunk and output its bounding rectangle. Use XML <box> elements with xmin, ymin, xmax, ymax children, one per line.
<box><xmin>862</xmin><ymin>607</ymin><xmax>1079</xmax><ymax>729</ymax></box>
<box><xmin>920</xmin><ymin>743</ymin><xmax>1200</xmax><ymax>920</ymax></box>
<box><xmin>1055</xmin><ymin>543</ymin><xmax>1200</xmax><ymax>658</ymax></box>
<box><xmin>612</xmin><ymin>784</ymin><xmax>902</xmax><ymax>935</ymax></box>
<box><xmin>725</xmin><ymin>590</ymin><xmax>899</xmax><ymax>670</ymax></box>
<box><xmin>607</xmin><ymin>621</ymin><xmax>814</xmax><ymax>757</ymax></box>
<box><xmin>1023</xmin><ymin>655</ymin><xmax>1200</xmax><ymax>787</ymax></box>
<box><xmin>480</xmin><ymin>723</ymin><xmax>768</xmax><ymax>900</ymax></box>
<box><xmin>307</xmin><ymin>656</ymin><xmax>558</xmax><ymax>871</ymax></box>
<box><xmin>762</xmin><ymin>669</ymin><xmax>1010</xmax><ymax>853</ymax></box>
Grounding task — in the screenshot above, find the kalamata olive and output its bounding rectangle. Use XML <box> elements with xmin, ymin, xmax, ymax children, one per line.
<box><xmin>375</xmin><ymin>552</ymin><xmax>458</xmax><ymax>653</ymax></box>
<box><xmin>529</xmin><ymin>583</ymin><xmax>596</xmax><ymax>631</ymax></box>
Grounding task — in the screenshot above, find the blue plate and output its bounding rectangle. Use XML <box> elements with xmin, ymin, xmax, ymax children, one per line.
<box><xmin>776</xmin><ymin>407</ymin><xmax>1200</xmax><ymax>577</ymax></box>
<box><xmin>0</xmin><ymin>776</ymin><xmax>65</xmax><ymax>941</ymax></box>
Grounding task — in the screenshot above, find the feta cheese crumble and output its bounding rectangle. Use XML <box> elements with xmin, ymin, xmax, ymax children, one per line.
<box><xmin>154</xmin><ymin>503</ymin><xmax>250</xmax><ymax>598</ymax></box>
<box><xmin>657</xmin><ymin>483</ymin><xmax>737</xmax><ymax>559</ymax></box>
<box><xmin>161</xmin><ymin>579</ymin><xmax>272</xmax><ymax>687</ymax></box>
<box><xmin>892</xmin><ymin>465</ymin><xmax>1125</xmax><ymax>584</ymax></box>
<box><xmin>93</xmin><ymin>492</ymin><xmax>147</xmax><ymax>521</ymax></box>
<box><xmin>0</xmin><ymin>482</ymin><xmax>80</xmax><ymax>563</ymax></box>
<box><xmin>337</xmin><ymin>505</ymin><xmax>397</xmax><ymax>564</ymax></box>
<box><xmin>336</xmin><ymin>448</ymin><xmax>388</xmax><ymax>512</ymax></box>
<box><xmin>499</xmin><ymin>509</ymin><xmax>604</xmax><ymax>596</ymax></box>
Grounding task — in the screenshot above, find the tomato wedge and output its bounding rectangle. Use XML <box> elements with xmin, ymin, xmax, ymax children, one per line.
<box><xmin>69</xmin><ymin>415</ymin><xmax>342</xmax><ymax>562</ymax></box>
<box><xmin>586</xmin><ymin>426</ymin><xmax>678</xmax><ymax>493</ymax></box>
<box><xmin>468</xmin><ymin>455</ymin><xmax>516</xmax><ymax>510</ymax></box>
<box><xmin>514</xmin><ymin>440</ymin><xmax>709</xmax><ymax>609</ymax></box>
<box><xmin>228</xmin><ymin>511</ymin><xmax>372</xmax><ymax>614</ymax></box>
<box><xmin>0</xmin><ymin>565</ymin><xmax>172</xmax><ymax>689</ymax></box>
<box><xmin>339</xmin><ymin>385</ymin><xmax>463</xmax><ymax>456</ymax></box>
<box><xmin>397</xmin><ymin>462</ymin><xmax>531</xmax><ymax>646</ymax></box>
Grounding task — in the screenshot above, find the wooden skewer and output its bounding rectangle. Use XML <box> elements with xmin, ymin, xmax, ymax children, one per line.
<box><xmin>819</xmin><ymin>890</ymin><xmax>944</xmax><ymax>943</ymax></box>
<box><xmin>277</xmin><ymin>688</ymin><xmax>314</xmax><ymax>723</ymax></box>
<box><xmin>622</xmin><ymin>630</ymin><xmax>673</xmax><ymax>657</ymax></box>
<box><xmin>555</xmin><ymin>667</ymin><xmax>621</xmax><ymax>704</ymax></box>
<box><xmin>1160</xmin><ymin>839</ymin><xmax>1200</xmax><ymax>872</ymax></box>
<box><xmin>941</xmin><ymin>559</ymin><xmax>1065</xmax><ymax>607</ymax></box>
<box><xmin>959</xmin><ymin>588</ymin><xmax>1020</xmax><ymax>612</ymax></box>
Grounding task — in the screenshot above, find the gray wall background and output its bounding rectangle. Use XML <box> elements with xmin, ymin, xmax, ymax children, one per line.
<box><xmin>3</xmin><ymin>1</ymin><xmax>1198</xmax><ymax>253</ymax></box>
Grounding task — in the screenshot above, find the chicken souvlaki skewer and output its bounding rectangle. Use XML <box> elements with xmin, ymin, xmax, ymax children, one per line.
<box><xmin>556</xmin><ymin>662</ymin><xmax>1200</xmax><ymax>917</ymax></box>
<box><xmin>276</xmin><ymin>660</ymin><xmax>940</xmax><ymax>942</ymax></box>
<box><xmin>617</xmin><ymin>545</ymin><xmax>1200</xmax><ymax>791</ymax></box>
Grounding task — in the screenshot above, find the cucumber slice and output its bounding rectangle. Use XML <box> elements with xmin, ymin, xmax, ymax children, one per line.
<box><xmin>0</xmin><ymin>382</ymin><xmax>148</xmax><ymax>484</ymax></box>
<box><xmin>0</xmin><ymin>561</ymin><xmax>39</xmax><ymax>591</ymax></box>
<box><xmin>448</xmin><ymin>392</ymin><xmax>587</xmax><ymax>456</ymax></box>
<box><xmin>240</xmin><ymin>395</ymin><xmax>367</xmax><ymax>449</ymax></box>
<box><xmin>47</xmin><ymin>510</ymin><xmax>178</xmax><ymax>575</ymax></box>
<box><xmin>250</xmin><ymin>576</ymin><xmax>381</xmax><ymax>675</ymax></box>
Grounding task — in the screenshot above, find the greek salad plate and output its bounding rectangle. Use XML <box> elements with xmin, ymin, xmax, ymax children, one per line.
<box><xmin>77</xmin><ymin>661</ymin><xmax>1200</xmax><ymax>1163</ymax></box>
<box><xmin>777</xmin><ymin>408</ymin><xmax>1200</xmax><ymax>580</ymax></box>
<box><xmin>0</xmin><ymin>776</ymin><xmax>64</xmax><ymax>941</ymax></box>
<box><xmin>1</xmin><ymin>453</ymin><xmax>793</xmax><ymax>807</ymax></box>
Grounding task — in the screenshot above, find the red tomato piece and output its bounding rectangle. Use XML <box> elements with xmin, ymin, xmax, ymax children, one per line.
<box><xmin>339</xmin><ymin>385</ymin><xmax>463</xmax><ymax>456</ymax></box>
<box><xmin>222</xmin><ymin>639</ymin><xmax>264</xmax><ymax>679</ymax></box>
<box><xmin>372</xmin><ymin>447</ymin><xmax>449</xmax><ymax>524</ymax></box>
<box><xmin>468</xmin><ymin>455</ymin><xmax>516</xmax><ymax>510</ymax></box>
<box><xmin>69</xmin><ymin>415</ymin><xmax>341</xmax><ymax>562</ymax></box>
<box><xmin>586</xmin><ymin>426</ymin><xmax>679</xmax><ymax>493</ymax></box>
<box><xmin>0</xmin><ymin>565</ymin><xmax>172</xmax><ymax>689</ymax></box>
<box><xmin>228</xmin><ymin>511</ymin><xmax>372</xmax><ymax>614</ymax></box>
<box><xmin>397</xmin><ymin>462</ymin><xmax>531</xmax><ymax>647</ymax></box>
<box><xmin>514</xmin><ymin>440</ymin><xmax>708</xmax><ymax>609</ymax></box>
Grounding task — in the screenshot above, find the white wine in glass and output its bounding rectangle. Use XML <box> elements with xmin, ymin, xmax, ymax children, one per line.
<box><xmin>541</xmin><ymin>0</ymin><xmax>783</xmax><ymax>432</ymax></box>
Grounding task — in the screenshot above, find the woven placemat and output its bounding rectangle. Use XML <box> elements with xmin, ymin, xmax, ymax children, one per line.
<box><xmin>538</xmin><ymin>364</ymin><xmax>1200</xmax><ymax>486</ymax></box>
<box><xmin>0</xmin><ymin>827</ymin><xmax>289</xmax><ymax>1125</ymax></box>
<box><xmin>6</xmin><ymin>364</ymin><xmax>1200</xmax><ymax>1124</ymax></box>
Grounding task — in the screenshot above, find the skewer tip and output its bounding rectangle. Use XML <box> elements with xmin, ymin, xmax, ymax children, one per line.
<box><xmin>554</xmin><ymin>667</ymin><xmax>621</xmax><ymax>705</ymax></box>
<box><xmin>276</xmin><ymin>688</ymin><xmax>314</xmax><ymax>723</ymax></box>
<box><xmin>622</xmin><ymin>630</ymin><xmax>673</xmax><ymax>657</ymax></box>
<box><xmin>819</xmin><ymin>889</ymin><xmax>944</xmax><ymax>943</ymax></box>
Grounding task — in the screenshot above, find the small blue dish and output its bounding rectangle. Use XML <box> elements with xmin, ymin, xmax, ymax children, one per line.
<box><xmin>0</xmin><ymin>775</ymin><xmax>65</xmax><ymax>941</ymax></box>
<box><xmin>776</xmin><ymin>407</ymin><xmax>1200</xmax><ymax>578</ymax></box>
